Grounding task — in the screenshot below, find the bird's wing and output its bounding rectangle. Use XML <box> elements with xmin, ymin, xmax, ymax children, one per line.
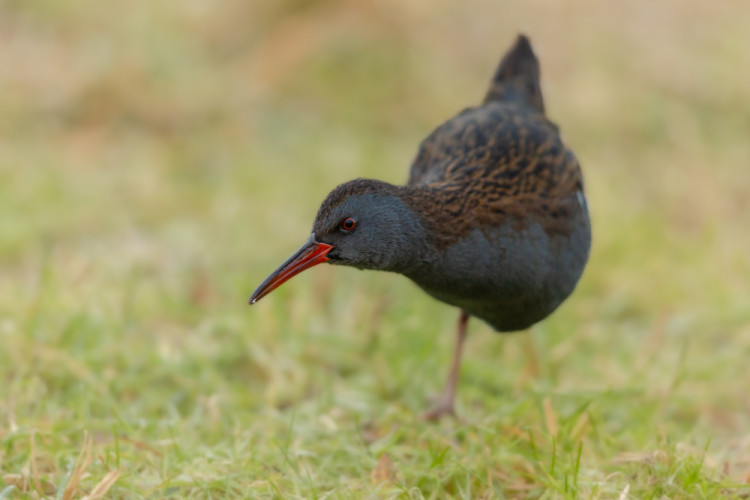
<box><xmin>405</xmin><ymin>103</ymin><xmax>583</xmax><ymax>246</ymax></box>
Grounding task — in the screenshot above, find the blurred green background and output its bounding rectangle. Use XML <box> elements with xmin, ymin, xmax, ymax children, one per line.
<box><xmin>1</xmin><ymin>0</ymin><xmax>749</xmax><ymax>498</ymax></box>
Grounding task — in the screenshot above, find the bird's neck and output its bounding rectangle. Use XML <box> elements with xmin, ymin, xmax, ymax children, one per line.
<box><xmin>371</xmin><ymin>188</ymin><xmax>434</xmax><ymax>274</ymax></box>
<box><xmin>397</xmin><ymin>186</ymin><xmax>463</xmax><ymax>252</ymax></box>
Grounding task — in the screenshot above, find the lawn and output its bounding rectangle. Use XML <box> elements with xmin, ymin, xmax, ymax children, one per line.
<box><xmin>1</xmin><ymin>1</ymin><xmax>749</xmax><ymax>498</ymax></box>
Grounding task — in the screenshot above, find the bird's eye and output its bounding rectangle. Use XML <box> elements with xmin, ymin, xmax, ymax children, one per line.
<box><xmin>341</xmin><ymin>217</ymin><xmax>357</xmax><ymax>232</ymax></box>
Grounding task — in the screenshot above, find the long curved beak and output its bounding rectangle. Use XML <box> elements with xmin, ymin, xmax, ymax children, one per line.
<box><xmin>249</xmin><ymin>236</ymin><xmax>334</xmax><ymax>304</ymax></box>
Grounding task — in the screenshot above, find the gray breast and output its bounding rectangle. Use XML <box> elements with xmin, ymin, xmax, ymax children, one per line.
<box><xmin>405</xmin><ymin>211</ymin><xmax>591</xmax><ymax>332</ymax></box>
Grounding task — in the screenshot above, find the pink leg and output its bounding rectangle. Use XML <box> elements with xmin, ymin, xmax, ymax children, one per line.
<box><xmin>422</xmin><ymin>310</ymin><xmax>470</xmax><ymax>421</ymax></box>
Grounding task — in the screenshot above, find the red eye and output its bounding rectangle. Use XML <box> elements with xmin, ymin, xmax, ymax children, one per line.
<box><xmin>341</xmin><ymin>217</ymin><xmax>357</xmax><ymax>231</ymax></box>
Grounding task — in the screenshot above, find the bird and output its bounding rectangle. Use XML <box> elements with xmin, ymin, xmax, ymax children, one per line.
<box><xmin>249</xmin><ymin>35</ymin><xmax>591</xmax><ymax>420</ymax></box>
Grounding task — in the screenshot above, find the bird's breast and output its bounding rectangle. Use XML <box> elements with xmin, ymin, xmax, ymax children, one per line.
<box><xmin>404</xmin><ymin>211</ymin><xmax>590</xmax><ymax>332</ymax></box>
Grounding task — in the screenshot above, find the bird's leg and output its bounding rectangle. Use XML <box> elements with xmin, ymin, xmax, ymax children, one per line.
<box><xmin>422</xmin><ymin>310</ymin><xmax>470</xmax><ymax>421</ymax></box>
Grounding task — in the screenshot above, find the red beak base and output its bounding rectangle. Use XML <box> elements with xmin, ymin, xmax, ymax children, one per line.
<box><xmin>249</xmin><ymin>237</ymin><xmax>334</xmax><ymax>304</ymax></box>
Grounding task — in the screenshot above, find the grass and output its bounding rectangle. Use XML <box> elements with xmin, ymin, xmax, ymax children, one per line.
<box><xmin>1</xmin><ymin>0</ymin><xmax>750</xmax><ymax>498</ymax></box>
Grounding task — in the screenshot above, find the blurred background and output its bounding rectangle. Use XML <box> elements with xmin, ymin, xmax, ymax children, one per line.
<box><xmin>1</xmin><ymin>0</ymin><xmax>749</xmax><ymax>496</ymax></box>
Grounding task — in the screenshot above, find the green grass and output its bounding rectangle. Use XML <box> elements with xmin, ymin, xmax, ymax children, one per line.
<box><xmin>2</xmin><ymin>0</ymin><xmax>750</xmax><ymax>498</ymax></box>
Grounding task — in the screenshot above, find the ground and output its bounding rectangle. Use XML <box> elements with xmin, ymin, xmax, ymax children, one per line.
<box><xmin>1</xmin><ymin>0</ymin><xmax>749</xmax><ymax>498</ymax></box>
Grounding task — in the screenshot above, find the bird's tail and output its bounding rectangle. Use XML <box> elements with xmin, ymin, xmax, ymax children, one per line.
<box><xmin>483</xmin><ymin>34</ymin><xmax>545</xmax><ymax>114</ymax></box>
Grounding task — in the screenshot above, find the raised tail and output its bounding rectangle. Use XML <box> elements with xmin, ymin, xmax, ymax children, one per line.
<box><xmin>483</xmin><ymin>34</ymin><xmax>545</xmax><ymax>114</ymax></box>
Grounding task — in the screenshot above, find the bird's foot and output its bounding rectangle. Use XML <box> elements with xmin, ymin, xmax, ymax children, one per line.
<box><xmin>420</xmin><ymin>397</ymin><xmax>457</xmax><ymax>422</ymax></box>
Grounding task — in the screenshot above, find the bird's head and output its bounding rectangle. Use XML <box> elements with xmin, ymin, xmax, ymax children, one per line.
<box><xmin>249</xmin><ymin>179</ymin><xmax>428</xmax><ymax>304</ymax></box>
